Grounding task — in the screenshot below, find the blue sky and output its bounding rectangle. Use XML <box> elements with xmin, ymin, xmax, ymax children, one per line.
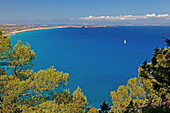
<box><xmin>1</xmin><ymin>0</ymin><xmax>170</xmax><ymax>25</ymax></box>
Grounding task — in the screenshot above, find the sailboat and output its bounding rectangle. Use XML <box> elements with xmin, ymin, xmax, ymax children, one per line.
<box><xmin>124</xmin><ymin>39</ymin><xmax>127</xmax><ymax>44</ymax></box>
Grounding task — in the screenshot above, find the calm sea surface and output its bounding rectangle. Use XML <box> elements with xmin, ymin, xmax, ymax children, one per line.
<box><xmin>11</xmin><ymin>26</ymin><xmax>170</xmax><ymax>107</ymax></box>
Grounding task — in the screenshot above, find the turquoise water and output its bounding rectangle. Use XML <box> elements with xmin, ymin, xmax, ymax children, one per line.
<box><xmin>11</xmin><ymin>26</ymin><xmax>170</xmax><ymax>107</ymax></box>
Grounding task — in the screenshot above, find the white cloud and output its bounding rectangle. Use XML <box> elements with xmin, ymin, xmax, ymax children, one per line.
<box><xmin>80</xmin><ymin>13</ymin><xmax>170</xmax><ymax>21</ymax></box>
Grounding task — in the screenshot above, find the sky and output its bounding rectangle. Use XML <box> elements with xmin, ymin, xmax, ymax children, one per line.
<box><xmin>1</xmin><ymin>0</ymin><xmax>170</xmax><ymax>25</ymax></box>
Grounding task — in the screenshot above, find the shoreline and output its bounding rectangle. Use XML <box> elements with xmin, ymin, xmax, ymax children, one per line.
<box><xmin>7</xmin><ymin>26</ymin><xmax>68</xmax><ymax>36</ymax></box>
<box><xmin>1</xmin><ymin>24</ymin><xmax>108</xmax><ymax>36</ymax></box>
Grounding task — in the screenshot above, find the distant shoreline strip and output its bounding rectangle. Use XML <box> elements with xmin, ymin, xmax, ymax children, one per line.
<box><xmin>7</xmin><ymin>25</ymin><xmax>107</xmax><ymax>36</ymax></box>
<box><xmin>8</xmin><ymin>26</ymin><xmax>68</xmax><ymax>36</ymax></box>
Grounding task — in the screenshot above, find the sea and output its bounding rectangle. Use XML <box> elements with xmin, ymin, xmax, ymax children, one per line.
<box><xmin>10</xmin><ymin>26</ymin><xmax>170</xmax><ymax>108</ymax></box>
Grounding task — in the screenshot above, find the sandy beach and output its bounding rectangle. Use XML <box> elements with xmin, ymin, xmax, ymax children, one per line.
<box><xmin>7</xmin><ymin>25</ymin><xmax>68</xmax><ymax>36</ymax></box>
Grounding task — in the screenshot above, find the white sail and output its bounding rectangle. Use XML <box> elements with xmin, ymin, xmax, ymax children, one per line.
<box><xmin>124</xmin><ymin>39</ymin><xmax>127</xmax><ymax>44</ymax></box>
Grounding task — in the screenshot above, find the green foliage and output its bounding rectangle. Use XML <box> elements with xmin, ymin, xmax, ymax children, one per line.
<box><xmin>0</xmin><ymin>28</ymin><xmax>11</xmax><ymax>70</ymax></box>
<box><xmin>24</xmin><ymin>87</ymin><xmax>88</xmax><ymax>113</ymax></box>
<box><xmin>53</xmin><ymin>89</ymin><xmax>71</xmax><ymax>105</ymax></box>
<box><xmin>142</xmin><ymin>105</ymin><xmax>170</xmax><ymax>113</ymax></box>
<box><xmin>65</xmin><ymin>86</ymin><xmax>88</xmax><ymax>113</ymax></box>
<box><xmin>0</xmin><ymin>30</ymin><xmax>11</xmax><ymax>56</ymax></box>
<box><xmin>87</xmin><ymin>107</ymin><xmax>100</xmax><ymax>113</ymax></box>
<box><xmin>137</xmin><ymin>38</ymin><xmax>170</xmax><ymax>112</ymax></box>
<box><xmin>110</xmin><ymin>78</ymin><xmax>147</xmax><ymax>113</ymax></box>
<box><xmin>8</xmin><ymin>40</ymin><xmax>36</xmax><ymax>76</ymax></box>
<box><xmin>100</xmin><ymin>101</ymin><xmax>111</xmax><ymax>113</ymax></box>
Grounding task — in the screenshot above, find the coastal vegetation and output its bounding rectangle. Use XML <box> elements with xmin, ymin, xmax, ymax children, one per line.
<box><xmin>0</xmin><ymin>28</ymin><xmax>170</xmax><ymax>113</ymax></box>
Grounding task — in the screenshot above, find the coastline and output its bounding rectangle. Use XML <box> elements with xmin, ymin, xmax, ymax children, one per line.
<box><xmin>0</xmin><ymin>24</ymin><xmax>108</xmax><ymax>36</ymax></box>
<box><xmin>7</xmin><ymin>26</ymin><xmax>68</xmax><ymax>36</ymax></box>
